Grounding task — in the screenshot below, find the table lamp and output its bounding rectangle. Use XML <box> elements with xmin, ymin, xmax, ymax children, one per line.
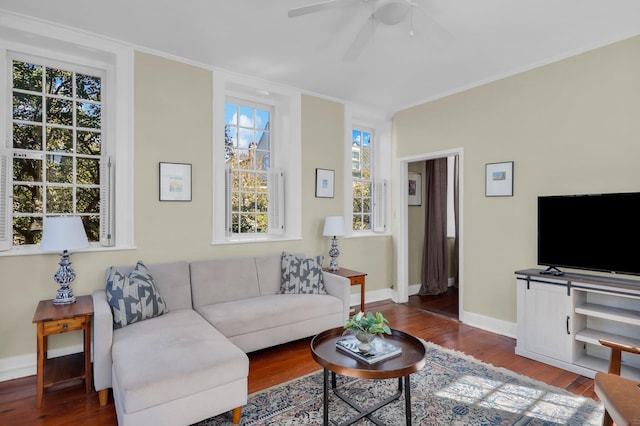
<box><xmin>40</xmin><ymin>216</ymin><xmax>89</xmax><ymax>305</ymax></box>
<box><xmin>322</xmin><ymin>216</ymin><xmax>346</xmax><ymax>271</ymax></box>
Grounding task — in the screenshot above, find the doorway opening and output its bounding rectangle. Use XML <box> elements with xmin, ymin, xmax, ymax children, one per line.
<box><xmin>396</xmin><ymin>148</ymin><xmax>463</xmax><ymax>322</ymax></box>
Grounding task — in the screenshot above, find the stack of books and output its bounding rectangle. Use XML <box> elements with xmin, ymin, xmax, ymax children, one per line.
<box><xmin>336</xmin><ymin>335</ymin><xmax>402</xmax><ymax>364</ymax></box>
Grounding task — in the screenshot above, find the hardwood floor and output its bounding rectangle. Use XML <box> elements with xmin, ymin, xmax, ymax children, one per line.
<box><xmin>407</xmin><ymin>287</ymin><xmax>459</xmax><ymax>319</ymax></box>
<box><xmin>0</xmin><ymin>300</ymin><xmax>596</xmax><ymax>425</ymax></box>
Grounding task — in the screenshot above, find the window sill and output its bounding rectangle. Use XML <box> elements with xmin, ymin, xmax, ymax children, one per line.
<box><xmin>347</xmin><ymin>231</ymin><xmax>391</xmax><ymax>239</ymax></box>
<box><xmin>0</xmin><ymin>244</ymin><xmax>137</xmax><ymax>257</ymax></box>
<box><xmin>211</xmin><ymin>235</ymin><xmax>303</xmax><ymax>246</ymax></box>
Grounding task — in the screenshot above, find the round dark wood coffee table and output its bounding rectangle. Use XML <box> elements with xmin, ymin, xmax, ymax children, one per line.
<box><xmin>311</xmin><ymin>328</ymin><xmax>426</xmax><ymax>426</ymax></box>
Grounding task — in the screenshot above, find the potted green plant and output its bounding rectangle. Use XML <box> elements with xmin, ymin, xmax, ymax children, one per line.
<box><xmin>343</xmin><ymin>311</ymin><xmax>392</xmax><ymax>352</ymax></box>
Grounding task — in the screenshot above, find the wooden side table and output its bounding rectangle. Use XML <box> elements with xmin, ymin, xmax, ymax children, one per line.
<box><xmin>324</xmin><ymin>268</ymin><xmax>367</xmax><ymax>313</ymax></box>
<box><xmin>32</xmin><ymin>295</ymin><xmax>93</xmax><ymax>408</ymax></box>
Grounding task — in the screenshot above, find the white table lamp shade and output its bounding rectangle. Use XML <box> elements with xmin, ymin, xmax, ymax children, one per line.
<box><xmin>40</xmin><ymin>216</ymin><xmax>89</xmax><ymax>252</ymax></box>
<box><xmin>323</xmin><ymin>216</ymin><xmax>346</xmax><ymax>237</ymax></box>
<box><xmin>40</xmin><ymin>216</ymin><xmax>89</xmax><ymax>305</ymax></box>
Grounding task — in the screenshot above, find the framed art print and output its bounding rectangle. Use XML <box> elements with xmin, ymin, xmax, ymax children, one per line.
<box><xmin>315</xmin><ymin>168</ymin><xmax>335</xmax><ymax>198</ymax></box>
<box><xmin>159</xmin><ymin>162</ymin><xmax>192</xmax><ymax>201</ymax></box>
<box><xmin>485</xmin><ymin>161</ymin><xmax>514</xmax><ymax>197</ymax></box>
<box><xmin>408</xmin><ymin>172</ymin><xmax>422</xmax><ymax>206</ymax></box>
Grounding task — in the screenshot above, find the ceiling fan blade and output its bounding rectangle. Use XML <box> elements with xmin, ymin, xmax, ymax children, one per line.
<box><xmin>288</xmin><ymin>0</ymin><xmax>343</xmax><ymax>18</ymax></box>
<box><xmin>410</xmin><ymin>2</ymin><xmax>452</xmax><ymax>43</ymax></box>
<box><xmin>412</xmin><ymin>0</ymin><xmax>439</xmax><ymax>16</ymax></box>
<box><xmin>344</xmin><ymin>13</ymin><xmax>375</xmax><ymax>61</ymax></box>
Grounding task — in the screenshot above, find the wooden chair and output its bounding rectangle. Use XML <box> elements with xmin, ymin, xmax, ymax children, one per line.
<box><xmin>594</xmin><ymin>339</ymin><xmax>640</xmax><ymax>426</ymax></box>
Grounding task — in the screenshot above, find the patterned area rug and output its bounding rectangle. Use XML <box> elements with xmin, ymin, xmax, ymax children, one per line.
<box><xmin>197</xmin><ymin>341</ymin><xmax>603</xmax><ymax>425</ymax></box>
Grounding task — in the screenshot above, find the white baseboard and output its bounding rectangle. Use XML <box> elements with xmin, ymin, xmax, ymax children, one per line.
<box><xmin>353</xmin><ymin>288</ymin><xmax>392</xmax><ymax>308</ymax></box>
<box><xmin>0</xmin><ymin>344</ymin><xmax>84</xmax><ymax>382</ymax></box>
<box><xmin>0</xmin><ymin>353</ymin><xmax>35</xmax><ymax>382</ymax></box>
<box><xmin>461</xmin><ymin>311</ymin><xmax>517</xmax><ymax>339</ymax></box>
<box><xmin>405</xmin><ymin>283</ymin><xmax>515</xmax><ymax>339</ymax></box>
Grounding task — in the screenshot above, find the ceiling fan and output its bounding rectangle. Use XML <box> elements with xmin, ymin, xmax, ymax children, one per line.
<box><xmin>288</xmin><ymin>0</ymin><xmax>431</xmax><ymax>60</ymax></box>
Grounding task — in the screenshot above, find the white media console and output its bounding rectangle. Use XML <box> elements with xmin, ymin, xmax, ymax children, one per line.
<box><xmin>515</xmin><ymin>269</ymin><xmax>640</xmax><ymax>380</ymax></box>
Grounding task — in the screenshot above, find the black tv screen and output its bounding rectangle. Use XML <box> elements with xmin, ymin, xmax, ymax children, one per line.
<box><xmin>538</xmin><ymin>192</ymin><xmax>640</xmax><ymax>276</ymax></box>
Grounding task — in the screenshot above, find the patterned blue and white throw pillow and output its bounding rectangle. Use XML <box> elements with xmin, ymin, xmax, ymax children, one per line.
<box><xmin>280</xmin><ymin>252</ymin><xmax>327</xmax><ymax>295</ymax></box>
<box><xmin>105</xmin><ymin>261</ymin><xmax>168</xmax><ymax>330</ymax></box>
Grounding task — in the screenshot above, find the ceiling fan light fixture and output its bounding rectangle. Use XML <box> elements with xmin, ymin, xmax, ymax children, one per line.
<box><xmin>409</xmin><ymin>3</ymin><xmax>415</xmax><ymax>36</ymax></box>
<box><xmin>374</xmin><ymin>1</ymin><xmax>410</xmax><ymax>25</ymax></box>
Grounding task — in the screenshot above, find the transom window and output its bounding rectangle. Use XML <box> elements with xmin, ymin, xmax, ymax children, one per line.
<box><xmin>224</xmin><ymin>100</ymin><xmax>273</xmax><ymax>235</ymax></box>
<box><xmin>10</xmin><ymin>58</ymin><xmax>103</xmax><ymax>245</ymax></box>
<box><xmin>352</xmin><ymin>127</ymin><xmax>373</xmax><ymax>231</ymax></box>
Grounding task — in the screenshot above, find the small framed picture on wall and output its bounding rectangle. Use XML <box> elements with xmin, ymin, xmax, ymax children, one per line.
<box><xmin>408</xmin><ymin>172</ymin><xmax>422</xmax><ymax>206</ymax></box>
<box><xmin>159</xmin><ymin>162</ymin><xmax>192</xmax><ymax>201</ymax></box>
<box><xmin>485</xmin><ymin>161</ymin><xmax>514</xmax><ymax>197</ymax></box>
<box><xmin>315</xmin><ymin>168</ymin><xmax>335</xmax><ymax>198</ymax></box>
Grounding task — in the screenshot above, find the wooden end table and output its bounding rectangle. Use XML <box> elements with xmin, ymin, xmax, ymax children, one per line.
<box><xmin>32</xmin><ymin>295</ymin><xmax>93</xmax><ymax>408</ymax></box>
<box><xmin>324</xmin><ymin>268</ymin><xmax>367</xmax><ymax>313</ymax></box>
<box><xmin>311</xmin><ymin>327</ymin><xmax>426</xmax><ymax>426</ymax></box>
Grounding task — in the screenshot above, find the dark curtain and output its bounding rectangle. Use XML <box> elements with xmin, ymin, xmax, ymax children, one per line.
<box><xmin>418</xmin><ymin>157</ymin><xmax>449</xmax><ymax>296</ymax></box>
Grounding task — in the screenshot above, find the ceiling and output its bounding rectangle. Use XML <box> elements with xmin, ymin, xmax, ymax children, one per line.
<box><xmin>2</xmin><ymin>0</ymin><xmax>640</xmax><ymax>113</ymax></box>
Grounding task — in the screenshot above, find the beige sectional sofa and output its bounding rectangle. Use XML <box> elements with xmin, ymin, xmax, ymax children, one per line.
<box><xmin>92</xmin><ymin>253</ymin><xmax>351</xmax><ymax>426</ymax></box>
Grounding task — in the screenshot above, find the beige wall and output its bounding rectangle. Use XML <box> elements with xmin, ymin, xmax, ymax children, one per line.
<box><xmin>0</xmin><ymin>52</ymin><xmax>392</xmax><ymax>366</ymax></box>
<box><xmin>394</xmin><ymin>35</ymin><xmax>640</xmax><ymax>323</ymax></box>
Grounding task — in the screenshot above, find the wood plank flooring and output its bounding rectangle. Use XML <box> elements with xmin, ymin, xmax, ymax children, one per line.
<box><xmin>406</xmin><ymin>288</ymin><xmax>459</xmax><ymax>319</ymax></box>
<box><xmin>0</xmin><ymin>300</ymin><xmax>597</xmax><ymax>425</ymax></box>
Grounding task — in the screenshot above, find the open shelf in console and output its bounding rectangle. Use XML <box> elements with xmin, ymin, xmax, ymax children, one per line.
<box><xmin>574</xmin><ymin>354</ymin><xmax>640</xmax><ymax>381</ymax></box>
<box><xmin>573</xmin><ymin>288</ymin><xmax>640</xmax><ymax>379</ymax></box>
<box><xmin>575</xmin><ymin>303</ymin><xmax>640</xmax><ymax>327</ymax></box>
<box><xmin>575</xmin><ymin>328</ymin><xmax>640</xmax><ymax>348</ymax></box>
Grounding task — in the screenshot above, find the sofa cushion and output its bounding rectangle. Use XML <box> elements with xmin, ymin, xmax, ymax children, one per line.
<box><xmin>112</xmin><ymin>309</ymin><xmax>248</xmax><ymax>414</ymax></box>
<box><xmin>197</xmin><ymin>293</ymin><xmax>342</xmax><ymax>338</ymax></box>
<box><xmin>279</xmin><ymin>252</ymin><xmax>327</xmax><ymax>295</ymax></box>
<box><xmin>106</xmin><ymin>261</ymin><xmax>193</xmax><ymax>311</ymax></box>
<box><xmin>254</xmin><ymin>254</ymin><xmax>283</xmax><ymax>296</ymax></box>
<box><xmin>190</xmin><ymin>257</ymin><xmax>260</xmax><ymax>308</ymax></box>
<box><xmin>106</xmin><ymin>261</ymin><xmax>168</xmax><ymax>329</ymax></box>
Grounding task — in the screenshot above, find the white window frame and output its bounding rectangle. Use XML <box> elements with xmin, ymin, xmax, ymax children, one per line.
<box><xmin>212</xmin><ymin>71</ymin><xmax>301</xmax><ymax>244</ymax></box>
<box><xmin>351</xmin><ymin>125</ymin><xmax>374</xmax><ymax>232</ymax></box>
<box><xmin>9</xmin><ymin>54</ymin><xmax>108</xmax><ymax>245</ymax></box>
<box><xmin>224</xmin><ymin>98</ymin><xmax>282</xmax><ymax>237</ymax></box>
<box><xmin>0</xmin><ymin>11</ymin><xmax>134</xmax><ymax>256</ymax></box>
<box><xmin>344</xmin><ymin>105</ymin><xmax>391</xmax><ymax>237</ymax></box>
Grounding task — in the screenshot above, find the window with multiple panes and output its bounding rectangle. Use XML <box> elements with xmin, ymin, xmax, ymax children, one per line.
<box><xmin>8</xmin><ymin>57</ymin><xmax>106</xmax><ymax>246</ymax></box>
<box><xmin>352</xmin><ymin>127</ymin><xmax>373</xmax><ymax>231</ymax></box>
<box><xmin>224</xmin><ymin>99</ymin><xmax>281</xmax><ymax>235</ymax></box>
<box><xmin>212</xmin><ymin>72</ymin><xmax>300</xmax><ymax>244</ymax></box>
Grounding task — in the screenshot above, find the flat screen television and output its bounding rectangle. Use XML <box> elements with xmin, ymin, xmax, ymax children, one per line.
<box><xmin>538</xmin><ymin>192</ymin><xmax>640</xmax><ymax>276</ymax></box>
